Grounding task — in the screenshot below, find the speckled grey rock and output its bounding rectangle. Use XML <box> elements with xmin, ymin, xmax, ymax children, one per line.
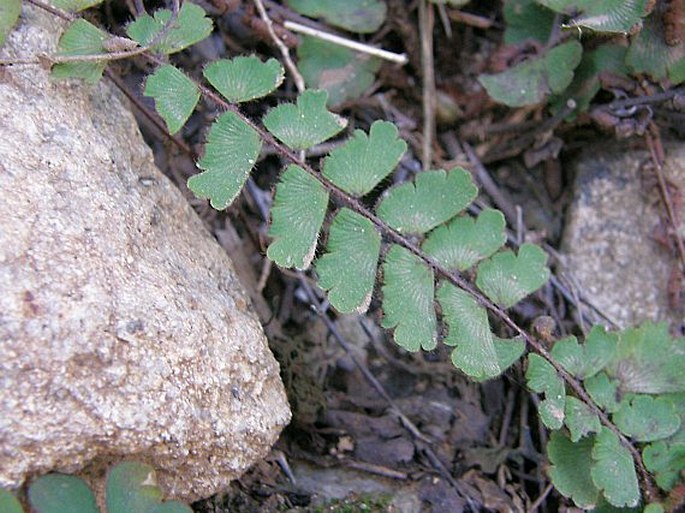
<box><xmin>0</xmin><ymin>6</ymin><xmax>290</xmax><ymax>502</ymax></box>
<box><xmin>561</xmin><ymin>140</ymin><xmax>685</xmax><ymax>330</ymax></box>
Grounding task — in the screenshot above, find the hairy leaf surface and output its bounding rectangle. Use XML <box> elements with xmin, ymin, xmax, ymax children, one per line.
<box><xmin>526</xmin><ymin>354</ymin><xmax>565</xmax><ymax>429</ymax></box>
<box><xmin>298</xmin><ymin>36</ymin><xmax>381</xmax><ymax>107</ymax></box>
<box><xmin>322</xmin><ymin>121</ymin><xmax>406</xmax><ymax>196</ymax></box>
<box><xmin>478</xmin><ymin>40</ymin><xmax>582</xmax><ymax>107</ymax></box>
<box><xmin>316</xmin><ymin>208</ymin><xmax>381</xmax><ymax>313</ymax></box>
<box><xmin>188</xmin><ymin>112</ymin><xmax>261</xmax><ymax>209</ymax></box>
<box><xmin>204</xmin><ymin>57</ymin><xmax>284</xmax><ymax>103</ymax></box>
<box><xmin>267</xmin><ymin>165</ymin><xmax>329</xmax><ymax>270</ymax></box>
<box><xmin>0</xmin><ymin>0</ymin><xmax>20</xmax><ymax>47</ymax></box>
<box><xmin>551</xmin><ymin>325</ymin><xmax>617</xmax><ymax>379</ymax></box>
<box><xmin>438</xmin><ymin>283</ymin><xmax>524</xmax><ymax>380</ymax></box>
<box><xmin>564</xmin><ymin>396</ymin><xmax>601</xmax><ymax>442</ymax></box>
<box><xmin>126</xmin><ymin>3</ymin><xmax>212</xmax><ymax>55</ymax></box>
<box><xmin>144</xmin><ymin>64</ymin><xmax>200</xmax><ymax>135</ymax></box>
<box><xmin>476</xmin><ymin>243</ymin><xmax>550</xmax><ymax>308</ymax></box>
<box><xmin>612</xmin><ymin>395</ymin><xmax>681</xmax><ymax>442</ymax></box>
<box><xmin>377</xmin><ymin>168</ymin><xmax>477</xmax><ymax>234</ymax></box>
<box><xmin>537</xmin><ymin>0</ymin><xmax>651</xmax><ymax>33</ymax></box>
<box><xmin>286</xmin><ymin>0</ymin><xmax>386</xmax><ymax>33</ymax></box>
<box><xmin>263</xmin><ymin>90</ymin><xmax>347</xmax><ymax>150</ymax></box>
<box><xmin>547</xmin><ymin>431</ymin><xmax>599</xmax><ymax>508</ymax></box>
<box><xmin>381</xmin><ymin>245</ymin><xmax>436</xmax><ymax>352</ymax></box>
<box><xmin>29</xmin><ymin>474</ymin><xmax>98</xmax><ymax>513</ymax></box>
<box><xmin>52</xmin><ymin>20</ymin><xmax>108</xmax><ymax>83</ymax></box>
<box><xmin>591</xmin><ymin>428</ymin><xmax>640</xmax><ymax>508</ymax></box>
<box><xmin>423</xmin><ymin>209</ymin><xmax>506</xmax><ymax>271</ymax></box>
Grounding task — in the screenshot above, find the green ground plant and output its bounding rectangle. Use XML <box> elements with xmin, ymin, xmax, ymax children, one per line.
<box><xmin>2</xmin><ymin>1</ymin><xmax>685</xmax><ymax>511</ymax></box>
<box><xmin>0</xmin><ymin>461</ymin><xmax>191</xmax><ymax>513</ymax></box>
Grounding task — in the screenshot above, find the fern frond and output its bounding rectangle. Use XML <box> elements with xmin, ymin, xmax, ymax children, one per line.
<box><xmin>263</xmin><ymin>90</ymin><xmax>347</xmax><ymax>150</ymax></box>
<box><xmin>316</xmin><ymin>208</ymin><xmax>381</xmax><ymax>314</ymax></box>
<box><xmin>551</xmin><ymin>326</ymin><xmax>617</xmax><ymax>379</ymax></box>
<box><xmin>144</xmin><ymin>64</ymin><xmax>200</xmax><ymax>135</ymax></box>
<box><xmin>267</xmin><ymin>165</ymin><xmax>329</xmax><ymax>270</ymax></box>
<box><xmin>204</xmin><ymin>56</ymin><xmax>284</xmax><ymax>103</ymax></box>
<box><xmin>377</xmin><ymin>167</ymin><xmax>477</xmax><ymax>234</ymax></box>
<box><xmin>322</xmin><ymin>120</ymin><xmax>406</xmax><ymax>196</ymax></box>
<box><xmin>187</xmin><ymin>112</ymin><xmax>261</xmax><ymax>209</ymax></box>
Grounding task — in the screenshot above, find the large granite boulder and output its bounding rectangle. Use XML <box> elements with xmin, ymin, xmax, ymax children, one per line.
<box><xmin>0</xmin><ymin>5</ymin><xmax>290</xmax><ymax>502</ymax></box>
<box><xmin>562</xmin><ymin>140</ymin><xmax>685</xmax><ymax>331</ymax></box>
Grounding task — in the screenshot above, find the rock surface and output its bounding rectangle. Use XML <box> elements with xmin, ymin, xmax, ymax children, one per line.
<box><xmin>0</xmin><ymin>6</ymin><xmax>290</xmax><ymax>501</ymax></box>
<box><xmin>562</xmin><ymin>140</ymin><xmax>685</xmax><ymax>331</ymax></box>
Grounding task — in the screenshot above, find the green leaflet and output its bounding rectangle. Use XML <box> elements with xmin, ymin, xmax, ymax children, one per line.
<box><xmin>643</xmin><ymin>441</ymin><xmax>685</xmax><ymax>490</ymax></box>
<box><xmin>503</xmin><ymin>0</ymin><xmax>555</xmax><ymax>44</ymax></box>
<box><xmin>606</xmin><ymin>321</ymin><xmax>685</xmax><ymax>394</ymax></box>
<box><xmin>51</xmin><ymin>19</ymin><xmax>108</xmax><ymax>83</ymax></box>
<box><xmin>0</xmin><ymin>0</ymin><xmax>21</xmax><ymax>47</ymax></box>
<box><xmin>591</xmin><ymin>428</ymin><xmax>640</xmax><ymax>508</ymax></box>
<box><xmin>423</xmin><ymin>209</ymin><xmax>506</xmax><ymax>272</ymax></box>
<box><xmin>0</xmin><ymin>489</ymin><xmax>22</xmax><ymax>513</ymax></box>
<box><xmin>526</xmin><ymin>354</ymin><xmax>565</xmax><ymax>429</ymax></box>
<box><xmin>377</xmin><ymin>167</ymin><xmax>478</xmax><ymax>235</ymax></box>
<box><xmin>537</xmin><ymin>0</ymin><xmax>651</xmax><ymax>33</ymax></box>
<box><xmin>316</xmin><ymin>208</ymin><xmax>381</xmax><ymax>314</ymax></box>
<box><xmin>381</xmin><ymin>245</ymin><xmax>437</xmax><ymax>352</ymax></box>
<box><xmin>547</xmin><ymin>431</ymin><xmax>599</xmax><ymax>508</ymax></box>
<box><xmin>50</xmin><ymin>0</ymin><xmax>103</xmax><ymax>11</ymax></box>
<box><xmin>267</xmin><ymin>165</ymin><xmax>329</xmax><ymax>270</ymax></box>
<box><xmin>204</xmin><ymin>56</ymin><xmax>284</xmax><ymax>103</ymax></box>
<box><xmin>144</xmin><ymin>64</ymin><xmax>200</xmax><ymax>135</ymax></box>
<box><xmin>298</xmin><ymin>35</ymin><xmax>381</xmax><ymax>107</ymax></box>
<box><xmin>322</xmin><ymin>120</ymin><xmax>407</xmax><ymax>197</ymax></box>
<box><xmin>626</xmin><ymin>13</ymin><xmax>685</xmax><ymax>85</ymax></box>
<box><xmin>551</xmin><ymin>325</ymin><xmax>617</xmax><ymax>379</ymax></box>
<box><xmin>564</xmin><ymin>395</ymin><xmax>601</xmax><ymax>442</ymax></box>
<box><xmin>126</xmin><ymin>3</ymin><xmax>212</xmax><ymax>55</ymax></box>
<box><xmin>28</xmin><ymin>474</ymin><xmax>99</xmax><ymax>513</ymax></box>
<box><xmin>584</xmin><ymin>372</ymin><xmax>622</xmax><ymax>413</ymax></box>
<box><xmin>106</xmin><ymin>462</ymin><xmax>192</xmax><ymax>513</ymax></box>
<box><xmin>478</xmin><ymin>40</ymin><xmax>583</xmax><ymax>107</ymax></box>
<box><xmin>476</xmin><ymin>243</ymin><xmax>550</xmax><ymax>308</ymax></box>
<box><xmin>263</xmin><ymin>90</ymin><xmax>347</xmax><ymax>150</ymax></box>
<box><xmin>612</xmin><ymin>395</ymin><xmax>681</xmax><ymax>442</ymax></box>
<box><xmin>188</xmin><ymin>111</ymin><xmax>261</xmax><ymax>210</ymax></box>
<box><xmin>438</xmin><ymin>283</ymin><xmax>524</xmax><ymax>380</ymax></box>
<box><xmin>286</xmin><ymin>0</ymin><xmax>386</xmax><ymax>33</ymax></box>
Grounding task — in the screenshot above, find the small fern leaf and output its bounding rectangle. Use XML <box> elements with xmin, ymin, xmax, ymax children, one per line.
<box><xmin>51</xmin><ymin>0</ymin><xmax>103</xmax><ymax>12</ymax></box>
<box><xmin>188</xmin><ymin>112</ymin><xmax>261</xmax><ymax>209</ymax></box>
<box><xmin>584</xmin><ymin>372</ymin><xmax>621</xmax><ymax>413</ymax></box>
<box><xmin>591</xmin><ymin>427</ymin><xmax>640</xmax><ymax>508</ymax></box>
<box><xmin>643</xmin><ymin>441</ymin><xmax>685</xmax><ymax>491</ymax></box>
<box><xmin>551</xmin><ymin>326</ymin><xmax>617</xmax><ymax>379</ymax></box>
<box><xmin>322</xmin><ymin>121</ymin><xmax>407</xmax><ymax>196</ymax></box>
<box><xmin>28</xmin><ymin>474</ymin><xmax>99</xmax><ymax>513</ymax></box>
<box><xmin>51</xmin><ymin>20</ymin><xmax>108</xmax><ymax>83</ymax></box>
<box><xmin>526</xmin><ymin>354</ymin><xmax>565</xmax><ymax>429</ymax></box>
<box><xmin>381</xmin><ymin>245</ymin><xmax>437</xmax><ymax>352</ymax></box>
<box><xmin>316</xmin><ymin>208</ymin><xmax>381</xmax><ymax>314</ymax></box>
<box><xmin>438</xmin><ymin>283</ymin><xmax>524</xmax><ymax>380</ymax></box>
<box><xmin>476</xmin><ymin>243</ymin><xmax>550</xmax><ymax>308</ymax></box>
<box><xmin>564</xmin><ymin>396</ymin><xmax>601</xmax><ymax>442</ymax></box>
<box><xmin>612</xmin><ymin>395</ymin><xmax>681</xmax><ymax>442</ymax></box>
<box><xmin>204</xmin><ymin>56</ymin><xmax>284</xmax><ymax>103</ymax></box>
<box><xmin>547</xmin><ymin>431</ymin><xmax>599</xmax><ymax>509</ymax></box>
<box><xmin>263</xmin><ymin>90</ymin><xmax>347</xmax><ymax>150</ymax></box>
<box><xmin>0</xmin><ymin>0</ymin><xmax>21</xmax><ymax>47</ymax></box>
<box><xmin>423</xmin><ymin>209</ymin><xmax>506</xmax><ymax>271</ymax></box>
<box><xmin>126</xmin><ymin>3</ymin><xmax>212</xmax><ymax>55</ymax></box>
<box><xmin>267</xmin><ymin>165</ymin><xmax>329</xmax><ymax>270</ymax></box>
<box><xmin>377</xmin><ymin>167</ymin><xmax>478</xmax><ymax>235</ymax></box>
<box><xmin>144</xmin><ymin>64</ymin><xmax>200</xmax><ymax>135</ymax></box>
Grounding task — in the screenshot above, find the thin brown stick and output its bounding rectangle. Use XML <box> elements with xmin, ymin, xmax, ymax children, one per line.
<box><xmin>419</xmin><ymin>0</ymin><xmax>436</xmax><ymax>169</ymax></box>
